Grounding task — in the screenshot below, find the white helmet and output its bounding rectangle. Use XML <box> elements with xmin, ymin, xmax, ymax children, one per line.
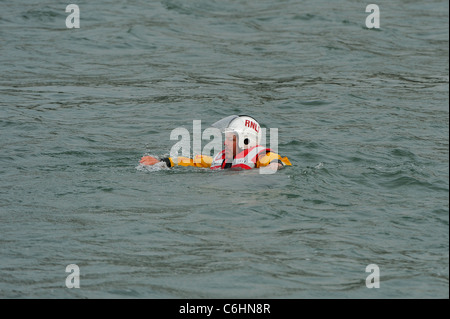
<box><xmin>211</xmin><ymin>115</ymin><xmax>262</xmax><ymax>149</ymax></box>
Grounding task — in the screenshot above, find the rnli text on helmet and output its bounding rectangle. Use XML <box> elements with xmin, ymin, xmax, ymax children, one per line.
<box><xmin>245</xmin><ymin>120</ymin><xmax>259</xmax><ymax>132</ymax></box>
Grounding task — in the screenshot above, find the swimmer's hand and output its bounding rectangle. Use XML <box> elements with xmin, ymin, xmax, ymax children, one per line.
<box><xmin>140</xmin><ymin>156</ymin><xmax>159</xmax><ymax>166</ymax></box>
<box><xmin>268</xmin><ymin>162</ymin><xmax>283</xmax><ymax>170</ymax></box>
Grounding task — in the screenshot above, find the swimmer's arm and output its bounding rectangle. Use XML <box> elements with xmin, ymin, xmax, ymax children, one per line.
<box><xmin>140</xmin><ymin>155</ymin><xmax>212</xmax><ymax>168</ymax></box>
<box><xmin>257</xmin><ymin>152</ymin><xmax>292</xmax><ymax>169</ymax></box>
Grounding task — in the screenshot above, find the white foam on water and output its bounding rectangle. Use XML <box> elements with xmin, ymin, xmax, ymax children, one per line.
<box><xmin>135</xmin><ymin>160</ymin><xmax>169</xmax><ymax>172</ymax></box>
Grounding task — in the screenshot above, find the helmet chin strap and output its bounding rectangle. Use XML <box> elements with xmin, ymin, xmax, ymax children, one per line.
<box><xmin>223</xmin><ymin>145</ymin><xmax>242</xmax><ymax>169</ymax></box>
<box><xmin>222</xmin><ymin>162</ymin><xmax>233</xmax><ymax>169</ymax></box>
<box><xmin>221</xmin><ymin>148</ymin><xmax>232</xmax><ymax>168</ymax></box>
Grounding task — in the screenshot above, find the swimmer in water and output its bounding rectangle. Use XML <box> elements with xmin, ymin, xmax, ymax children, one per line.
<box><xmin>140</xmin><ymin>115</ymin><xmax>291</xmax><ymax>170</ymax></box>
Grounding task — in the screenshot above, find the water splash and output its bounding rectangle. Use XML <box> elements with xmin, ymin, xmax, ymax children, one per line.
<box><xmin>135</xmin><ymin>161</ymin><xmax>169</xmax><ymax>172</ymax></box>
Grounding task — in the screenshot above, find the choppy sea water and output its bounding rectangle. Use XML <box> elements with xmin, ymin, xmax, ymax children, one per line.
<box><xmin>0</xmin><ymin>0</ymin><xmax>448</xmax><ymax>298</ymax></box>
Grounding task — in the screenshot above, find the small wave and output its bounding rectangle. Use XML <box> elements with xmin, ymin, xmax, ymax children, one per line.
<box><xmin>314</xmin><ymin>162</ymin><xmax>324</xmax><ymax>169</ymax></box>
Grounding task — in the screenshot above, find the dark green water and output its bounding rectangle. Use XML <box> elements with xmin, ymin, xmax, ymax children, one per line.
<box><xmin>0</xmin><ymin>0</ymin><xmax>448</xmax><ymax>298</ymax></box>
